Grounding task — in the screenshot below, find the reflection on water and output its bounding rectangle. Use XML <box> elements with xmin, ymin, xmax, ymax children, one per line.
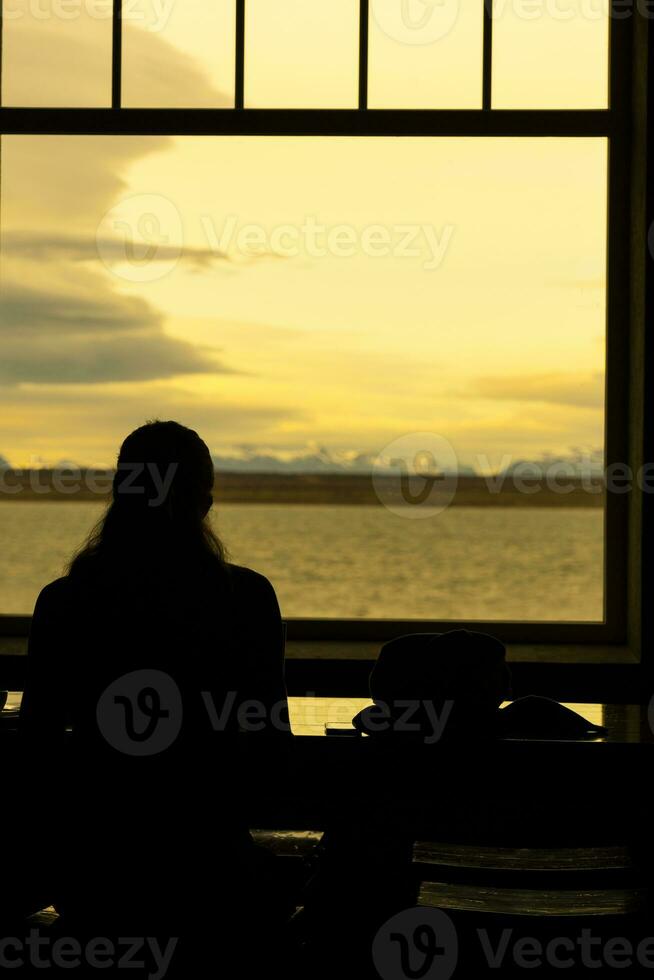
<box><xmin>0</xmin><ymin>502</ymin><xmax>603</xmax><ymax>621</ymax></box>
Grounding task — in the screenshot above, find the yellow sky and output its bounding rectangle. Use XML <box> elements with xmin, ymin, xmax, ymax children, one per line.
<box><xmin>1</xmin><ymin>0</ymin><xmax>608</xmax><ymax>108</ymax></box>
<box><xmin>0</xmin><ymin>2</ymin><xmax>609</xmax><ymax>470</ymax></box>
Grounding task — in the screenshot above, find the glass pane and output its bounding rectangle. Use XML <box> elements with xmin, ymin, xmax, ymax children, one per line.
<box><xmin>122</xmin><ymin>0</ymin><xmax>235</xmax><ymax>107</ymax></box>
<box><xmin>245</xmin><ymin>0</ymin><xmax>358</xmax><ymax>108</ymax></box>
<box><xmin>492</xmin><ymin>0</ymin><xmax>609</xmax><ymax>108</ymax></box>
<box><xmin>368</xmin><ymin>0</ymin><xmax>483</xmax><ymax>108</ymax></box>
<box><xmin>1</xmin><ymin>135</ymin><xmax>606</xmax><ymax>622</ymax></box>
<box><xmin>1</xmin><ymin>0</ymin><xmax>111</xmax><ymax>107</ymax></box>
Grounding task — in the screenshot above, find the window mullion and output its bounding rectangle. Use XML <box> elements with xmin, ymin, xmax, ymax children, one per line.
<box><xmin>483</xmin><ymin>0</ymin><xmax>493</xmax><ymax>111</ymax></box>
<box><xmin>235</xmin><ymin>0</ymin><xmax>245</xmax><ymax>110</ymax></box>
<box><xmin>358</xmin><ymin>0</ymin><xmax>369</xmax><ymax>111</ymax></box>
<box><xmin>111</xmin><ymin>0</ymin><xmax>122</xmax><ymax>109</ymax></box>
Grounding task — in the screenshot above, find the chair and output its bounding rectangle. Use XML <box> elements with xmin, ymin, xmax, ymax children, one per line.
<box><xmin>413</xmin><ymin>841</ymin><xmax>650</xmax><ymax>974</ymax></box>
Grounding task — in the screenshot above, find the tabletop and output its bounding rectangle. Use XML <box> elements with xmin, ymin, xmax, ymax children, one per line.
<box><xmin>2</xmin><ymin>693</ymin><xmax>653</xmax><ymax>743</ymax></box>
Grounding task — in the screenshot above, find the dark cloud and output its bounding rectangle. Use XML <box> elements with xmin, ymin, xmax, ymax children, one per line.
<box><xmin>1</xmin><ymin>281</ymin><xmax>160</xmax><ymax>334</ymax></box>
<box><xmin>3</xmin><ymin>231</ymin><xmax>227</xmax><ymax>268</ymax></box>
<box><xmin>0</xmin><ymin>264</ymin><xmax>232</xmax><ymax>384</ymax></box>
<box><xmin>0</xmin><ymin>332</ymin><xmax>228</xmax><ymax>385</ymax></box>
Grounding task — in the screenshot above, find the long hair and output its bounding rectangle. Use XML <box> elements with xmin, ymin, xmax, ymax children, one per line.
<box><xmin>68</xmin><ymin>420</ymin><xmax>228</xmax><ymax>580</ymax></box>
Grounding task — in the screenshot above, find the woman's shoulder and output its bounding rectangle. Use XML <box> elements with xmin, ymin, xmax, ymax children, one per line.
<box><xmin>224</xmin><ymin>562</ymin><xmax>276</xmax><ymax>594</ymax></box>
<box><xmin>225</xmin><ymin>561</ymin><xmax>272</xmax><ymax>589</ymax></box>
<box><xmin>36</xmin><ymin>576</ymin><xmax>74</xmax><ymax>603</ymax></box>
<box><xmin>31</xmin><ymin>576</ymin><xmax>80</xmax><ymax>621</ymax></box>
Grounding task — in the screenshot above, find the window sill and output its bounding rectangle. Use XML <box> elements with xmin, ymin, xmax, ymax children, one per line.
<box><xmin>284</xmin><ymin>641</ymin><xmax>642</xmax><ymax>703</ymax></box>
<box><xmin>0</xmin><ymin>635</ymin><xmax>639</xmax><ymax>666</ymax></box>
<box><xmin>285</xmin><ymin>640</ymin><xmax>638</xmax><ymax>666</ymax></box>
<box><xmin>0</xmin><ymin>638</ymin><xmax>641</xmax><ymax>702</ymax></box>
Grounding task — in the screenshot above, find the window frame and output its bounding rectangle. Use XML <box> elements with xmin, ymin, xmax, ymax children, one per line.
<box><xmin>0</xmin><ymin>2</ymin><xmax>649</xmax><ymax>681</ymax></box>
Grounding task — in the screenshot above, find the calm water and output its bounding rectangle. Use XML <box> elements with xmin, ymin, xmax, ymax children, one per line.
<box><xmin>0</xmin><ymin>502</ymin><xmax>603</xmax><ymax>621</ymax></box>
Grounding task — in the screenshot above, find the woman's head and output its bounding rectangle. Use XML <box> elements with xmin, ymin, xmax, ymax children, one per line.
<box><xmin>69</xmin><ymin>420</ymin><xmax>227</xmax><ymax>576</ymax></box>
<box><xmin>113</xmin><ymin>420</ymin><xmax>215</xmax><ymax>520</ymax></box>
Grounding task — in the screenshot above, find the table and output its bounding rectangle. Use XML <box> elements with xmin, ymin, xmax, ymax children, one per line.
<box><xmin>3</xmin><ymin>692</ymin><xmax>653</xmax><ymax>743</ymax></box>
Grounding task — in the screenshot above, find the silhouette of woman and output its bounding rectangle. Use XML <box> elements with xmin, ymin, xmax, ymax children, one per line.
<box><xmin>19</xmin><ymin>421</ymin><xmax>291</xmax><ymax>950</ymax></box>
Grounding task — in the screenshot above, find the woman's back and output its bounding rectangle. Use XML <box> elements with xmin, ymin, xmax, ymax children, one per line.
<box><xmin>18</xmin><ymin>421</ymin><xmax>291</xmax><ymax>928</ymax></box>
<box><xmin>23</xmin><ymin>558</ymin><xmax>287</xmax><ymax>749</ymax></box>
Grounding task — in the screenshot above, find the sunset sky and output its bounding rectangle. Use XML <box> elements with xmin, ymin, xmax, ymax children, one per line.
<box><xmin>1</xmin><ymin>1</ymin><xmax>609</xmax><ymax>472</ymax></box>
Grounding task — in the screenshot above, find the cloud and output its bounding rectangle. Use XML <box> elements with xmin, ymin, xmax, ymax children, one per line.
<box><xmin>121</xmin><ymin>22</ymin><xmax>232</xmax><ymax>109</ymax></box>
<box><xmin>0</xmin><ymin>110</ymin><xmax>232</xmax><ymax>386</ymax></box>
<box><xmin>474</xmin><ymin>372</ymin><xmax>604</xmax><ymax>409</ymax></box>
<box><xmin>3</xmin><ymin>15</ymin><xmax>230</xmax><ymax>109</ymax></box>
<box><xmin>0</xmin><ymin>237</ymin><xmax>238</xmax><ymax>384</ymax></box>
<box><xmin>1</xmin><ymin>280</ymin><xmax>160</xmax><ymax>334</ymax></box>
<box><xmin>2</xmin><ymin>231</ymin><xmax>227</xmax><ymax>268</ymax></box>
<box><xmin>2</xmin><ymin>136</ymin><xmax>170</xmax><ymax>232</ymax></box>
<box><xmin>0</xmin><ymin>383</ymin><xmax>306</xmax><ymax>467</ymax></box>
<box><xmin>0</xmin><ymin>332</ymin><xmax>228</xmax><ymax>385</ymax></box>
<box><xmin>0</xmin><ymin>265</ymin><xmax>233</xmax><ymax>383</ymax></box>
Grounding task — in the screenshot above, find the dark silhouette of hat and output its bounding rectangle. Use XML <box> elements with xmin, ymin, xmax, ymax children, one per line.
<box><xmin>352</xmin><ymin>629</ymin><xmax>510</xmax><ymax>737</ymax></box>
<box><xmin>496</xmin><ymin>696</ymin><xmax>607</xmax><ymax>739</ymax></box>
<box><xmin>351</xmin><ymin>630</ymin><xmax>606</xmax><ymax>741</ymax></box>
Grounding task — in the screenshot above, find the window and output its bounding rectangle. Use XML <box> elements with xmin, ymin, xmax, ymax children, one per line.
<box><xmin>0</xmin><ymin>1</ymin><xmax>642</xmax><ymax>654</ymax></box>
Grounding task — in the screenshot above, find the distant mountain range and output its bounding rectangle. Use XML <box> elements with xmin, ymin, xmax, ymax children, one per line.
<box><xmin>210</xmin><ymin>450</ymin><xmax>475</xmax><ymax>475</ymax></box>
<box><xmin>0</xmin><ymin>447</ymin><xmax>604</xmax><ymax>477</ymax></box>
